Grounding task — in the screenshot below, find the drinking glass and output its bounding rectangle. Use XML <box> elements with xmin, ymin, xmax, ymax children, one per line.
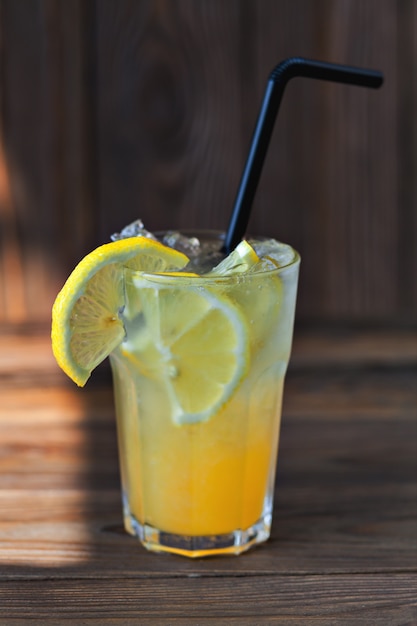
<box><xmin>109</xmin><ymin>231</ymin><xmax>300</xmax><ymax>557</ymax></box>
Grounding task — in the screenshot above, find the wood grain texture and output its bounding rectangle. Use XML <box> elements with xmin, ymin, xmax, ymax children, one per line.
<box><xmin>0</xmin><ymin>0</ymin><xmax>97</xmax><ymax>322</ymax></box>
<box><xmin>0</xmin><ymin>0</ymin><xmax>416</xmax><ymax>324</ymax></box>
<box><xmin>0</xmin><ymin>575</ymin><xmax>416</xmax><ymax>622</ymax></box>
<box><xmin>0</xmin><ymin>327</ymin><xmax>415</xmax><ymax>621</ymax></box>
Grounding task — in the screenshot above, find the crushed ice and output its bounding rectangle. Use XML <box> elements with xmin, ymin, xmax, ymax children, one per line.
<box><xmin>111</xmin><ymin>220</ymin><xmax>202</xmax><ymax>257</ymax></box>
<box><xmin>252</xmin><ymin>239</ymin><xmax>296</xmax><ymax>268</ymax></box>
<box><xmin>111</xmin><ymin>219</ymin><xmax>158</xmax><ymax>242</ymax></box>
<box><xmin>110</xmin><ymin>219</ymin><xmax>296</xmax><ymax>273</ymax></box>
<box><xmin>162</xmin><ymin>231</ymin><xmax>201</xmax><ymax>257</ymax></box>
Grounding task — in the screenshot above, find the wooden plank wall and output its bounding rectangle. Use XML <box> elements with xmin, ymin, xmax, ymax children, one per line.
<box><xmin>0</xmin><ymin>0</ymin><xmax>415</xmax><ymax>325</ymax></box>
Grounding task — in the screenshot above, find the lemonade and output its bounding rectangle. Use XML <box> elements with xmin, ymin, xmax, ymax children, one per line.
<box><xmin>51</xmin><ymin>226</ymin><xmax>299</xmax><ymax>557</ymax></box>
<box><xmin>109</xmin><ymin>230</ymin><xmax>299</xmax><ymax>556</ymax></box>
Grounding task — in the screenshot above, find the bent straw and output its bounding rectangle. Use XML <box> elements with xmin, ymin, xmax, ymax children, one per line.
<box><xmin>223</xmin><ymin>57</ymin><xmax>384</xmax><ymax>253</ymax></box>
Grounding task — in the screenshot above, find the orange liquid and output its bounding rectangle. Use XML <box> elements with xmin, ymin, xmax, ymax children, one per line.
<box><xmin>112</xmin><ymin>357</ymin><xmax>283</xmax><ymax>537</ymax></box>
<box><xmin>110</xmin><ymin>239</ymin><xmax>299</xmax><ymax>552</ymax></box>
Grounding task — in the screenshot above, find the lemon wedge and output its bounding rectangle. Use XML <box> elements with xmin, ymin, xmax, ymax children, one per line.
<box><xmin>207</xmin><ymin>240</ymin><xmax>283</xmax><ymax>352</ymax></box>
<box><xmin>51</xmin><ymin>237</ymin><xmax>189</xmax><ymax>386</ymax></box>
<box><xmin>209</xmin><ymin>239</ymin><xmax>260</xmax><ymax>275</ymax></box>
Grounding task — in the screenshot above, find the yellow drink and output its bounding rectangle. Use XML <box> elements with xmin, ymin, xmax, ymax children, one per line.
<box><xmin>110</xmin><ymin>231</ymin><xmax>299</xmax><ymax>557</ymax></box>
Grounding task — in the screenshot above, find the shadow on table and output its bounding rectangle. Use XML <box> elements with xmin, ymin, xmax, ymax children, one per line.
<box><xmin>2</xmin><ymin>329</ymin><xmax>416</xmax><ymax>585</ymax></box>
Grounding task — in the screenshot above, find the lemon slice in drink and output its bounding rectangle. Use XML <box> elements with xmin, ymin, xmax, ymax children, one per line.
<box><xmin>207</xmin><ymin>239</ymin><xmax>283</xmax><ymax>352</ymax></box>
<box><xmin>51</xmin><ymin>237</ymin><xmax>189</xmax><ymax>386</ymax></box>
<box><xmin>120</xmin><ymin>276</ymin><xmax>249</xmax><ymax>425</ymax></box>
<box><xmin>209</xmin><ymin>239</ymin><xmax>260</xmax><ymax>275</ymax></box>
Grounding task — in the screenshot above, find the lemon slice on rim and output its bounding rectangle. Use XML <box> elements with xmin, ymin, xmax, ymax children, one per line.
<box><xmin>51</xmin><ymin>237</ymin><xmax>189</xmax><ymax>386</ymax></box>
<box><xmin>118</xmin><ymin>275</ymin><xmax>249</xmax><ymax>425</ymax></box>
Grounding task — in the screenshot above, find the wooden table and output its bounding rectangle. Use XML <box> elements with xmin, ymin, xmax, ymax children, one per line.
<box><xmin>1</xmin><ymin>325</ymin><xmax>416</xmax><ymax>624</ymax></box>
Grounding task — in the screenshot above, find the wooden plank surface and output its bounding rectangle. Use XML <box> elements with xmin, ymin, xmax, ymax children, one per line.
<box><xmin>0</xmin><ymin>326</ymin><xmax>416</xmax><ymax>622</ymax></box>
<box><xmin>1</xmin><ymin>575</ymin><xmax>416</xmax><ymax>624</ymax></box>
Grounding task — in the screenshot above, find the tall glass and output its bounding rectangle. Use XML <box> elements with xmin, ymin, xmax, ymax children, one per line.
<box><xmin>109</xmin><ymin>231</ymin><xmax>300</xmax><ymax>557</ymax></box>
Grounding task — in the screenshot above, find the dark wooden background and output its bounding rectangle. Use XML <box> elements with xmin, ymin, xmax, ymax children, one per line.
<box><xmin>0</xmin><ymin>0</ymin><xmax>416</xmax><ymax>326</ymax></box>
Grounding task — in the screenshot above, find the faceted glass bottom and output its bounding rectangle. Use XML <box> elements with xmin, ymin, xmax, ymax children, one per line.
<box><xmin>124</xmin><ymin>510</ymin><xmax>272</xmax><ymax>558</ymax></box>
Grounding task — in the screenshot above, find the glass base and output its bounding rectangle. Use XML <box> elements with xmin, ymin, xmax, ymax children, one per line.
<box><xmin>124</xmin><ymin>513</ymin><xmax>272</xmax><ymax>558</ymax></box>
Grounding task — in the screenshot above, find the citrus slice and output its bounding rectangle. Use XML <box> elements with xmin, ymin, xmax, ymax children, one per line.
<box><xmin>209</xmin><ymin>239</ymin><xmax>260</xmax><ymax>275</ymax></box>
<box><xmin>51</xmin><ymin>237</ymin><xmax>189</xmax><ymax>386</ymax></box>
<box><xmin>119</xmin><ymin>278</ymin><xmax>249</xmax><ymax>425</ymax></box>
<box><xmin>205</xmin><ymin>239</ymin><xmax>283</xmax><ymax>353</ymax></box>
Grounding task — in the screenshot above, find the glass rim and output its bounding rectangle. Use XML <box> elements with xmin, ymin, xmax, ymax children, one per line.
<box><xmin>123</xmin><ymin>229</ymin><xmax>300</xmax><ymax>284</ymax></box>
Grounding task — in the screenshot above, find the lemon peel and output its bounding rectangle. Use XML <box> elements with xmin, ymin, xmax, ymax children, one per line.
<box><xmin>51</xmin><ymin>237</ymin><xmax>189</xmax><ymax>386</ymax></box>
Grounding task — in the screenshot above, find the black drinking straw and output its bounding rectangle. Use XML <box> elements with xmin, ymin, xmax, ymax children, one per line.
<box><xmin>223</xmin><ymin>57</ymin><xmax>384</xmax><ymax>253</ymax></box>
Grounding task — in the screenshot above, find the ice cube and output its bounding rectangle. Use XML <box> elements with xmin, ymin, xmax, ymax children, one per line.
<box><xmin>111</xmin><ymin>219</ymin><xmax>157</xmax><ymax>242</ymax></box>
<box><xmin>252</xmin><ymin>239</ymin><xmax>296</xmax><ymax>267</ymax></box>
<box><xmin>162</xmin><ymin>231</ymin><xmax>201</xmax><ymax>256</ymax></box>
